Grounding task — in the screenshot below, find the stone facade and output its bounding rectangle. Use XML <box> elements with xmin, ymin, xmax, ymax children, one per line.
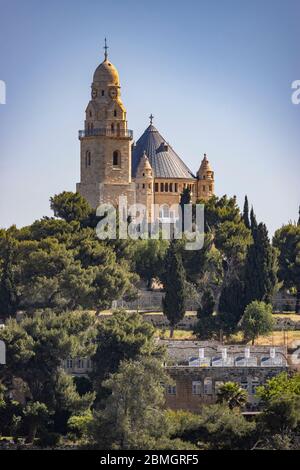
<box><xmin>77</xmin><ymin>47</ymin><xmax>215</xmax><ymax>216</ymax></box>
<box><xmin>163</xmin><ymin>342</ymin><xmax>288</xmax><ymax>412</ymax></box>
<box><xmin>165</xmin><ymin>366</ymin><xmax>286</xmax><ymax>412</ymax></box>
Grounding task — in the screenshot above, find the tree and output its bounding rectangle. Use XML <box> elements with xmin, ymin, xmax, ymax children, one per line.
<box><xmin>194</xmin><ymin>289</ymin><xmax>218</xmax><ymax>340</ymax></box>
<box><xmin>258</xmin><ymin>397</ymin><xmax>300</xmax><ymax>435</ymax></box>
<box><xmin>23</xmin><ymin>401</ymin><xmax>50</xmax><ymax>443</ymax></box>
<box><xmin>240</xmin><ymin>301</ymin><xmax>274</xmax><ymax>345</ymax></box>
<box><xmin>256</xmin><ymin>372</ymin><xmax>300</xmax><ymax>403</ymax></box>
<box><xmin>175</xmin><ymin>404</ymin><xmax>255</xmax><ymax>450</ymax></box>
<box><xmin>0</xmin><ymin>311</ymin><xmax>97</xmax><ymax>442</ymax></box>
<box><xmin>273</xmin><ymin>223</ymin><xmax>300</xmax><ymax>313</ymax></box>
<box><xmin>217</xmin><ymin>382</ymin><xmax>248</xmax><ymax>410</ymax></box>
<box><xmin>0</xmin><ymin>237</ymin><xmax>18</xmax><ymax>319</ymax></box>
<box><xmin>91</xmin><ymin>310</ymin><xmax>165</xmax><ymax>402</ymax></box>
<box><xmin>242</xmin><ymin>196</ymin><xmax>250</xmax><ymax>229</ymax></box>
<box><xmin>244</xmin><ymin>223</ymin><xmax>277</xmax><ymax>306</ymax></box>
<box><xmin>180</xmin><ymin>188</ymin><xmax>191</xmax><ymax>230</ymax></box>
<box><xmin>218</xmin><ymin>277</ymin><xmax>246</xmax><ymax>337</ymax></box>
<box><xmin>89</xmin><ymin>357</ymin><xmax>171</xmax><ymax>450</ymax></box>
<box><xmin>50</xmin><ymin>191</ymin><xmax>92</xmax><ymax>223</ymax></box>
<box><xmin>250</xmin><ymin>207</ymin><xmax>258</xmax><ymax>236</ymax></box>
<box><xmin>0</xmin><ymin>233</ymin><xmax>138</xmax><ymax>314</ymax></box>
<box><xmin>132</xmin><ymin>239</ymin><xmax>169</xmax><ymax>287</ymax></box>
<box><xmin>163</xmin><ymin>240</ymin><xmax>187</xmax><ymax>337</ymax></box>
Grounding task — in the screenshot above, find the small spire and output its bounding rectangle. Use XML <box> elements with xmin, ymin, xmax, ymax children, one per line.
<box><xmin>103</xmin><ymin>38</ymin><xmax>109</xmax><ymax>61</ymax></box>
<box><xmin>149</xmin><ymin>113</ymin><xmax>154</xmax><ymax>125</ymax></box>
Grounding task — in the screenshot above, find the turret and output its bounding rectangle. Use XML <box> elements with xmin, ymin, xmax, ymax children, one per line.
<box><xmin>197</xmin><ymin>153</ymin><xmax>215</xmax><ymax>200</ymax></box>
<box><xmin>135</xmin><ymin>151</ymin><xmax>154</xmax><ymax>221</ymax></box>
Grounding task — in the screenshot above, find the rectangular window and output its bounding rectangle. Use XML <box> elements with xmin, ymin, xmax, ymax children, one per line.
<box><xmin>155</xmin><ymin>183</ymin><xmax>159</xmax><ymax>192</ymax></box>
<box><xmin>192</xmin><ymin>381</ymin><xmax>201</xmax><ymax>395</ymax></box>
<box><xmin>175</xmin><ymin>183</ymin><xmax>178</xmax><ymax>192</ymax></box>
<box><xmin>204</xmin><ymin>378</ymin><xmax>213</xmax><ymax>395</ymax></box>
<box><xmin>167</xmin><ymin>385</ymin><xmax>177</xmax><ymax>395</ymax></box>
<box><xmin>66</xmin><ymin>359</ymin><xmax>73</xmax><ymax>369</ymax></box>
<box><xmin>169</xmin><ymin>183</ymin><xmax>173</xmax><ymax>192</ymax></box>
<box><xmin>202</xmin><ymin>185</ymin><xmax>206</xmax><ymax>192</ymax></box>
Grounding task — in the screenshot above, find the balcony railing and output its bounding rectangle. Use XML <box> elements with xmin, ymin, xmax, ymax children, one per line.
<box><xmin>78</xmin><ymin>128</ymin><xmax>133</xmax><ymax>139</ymax></box>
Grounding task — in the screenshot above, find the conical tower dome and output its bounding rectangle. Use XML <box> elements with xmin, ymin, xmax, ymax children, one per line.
<box><xmin>197</xmin><ymin>154</ymin><xmax>213</xmax><ymax>177</ymax></box>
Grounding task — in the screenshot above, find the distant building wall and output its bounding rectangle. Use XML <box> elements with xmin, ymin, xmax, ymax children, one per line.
<box><xmin>165</xmin><ymin>366</ymin><xmax>287</xmax><ymax>413</ymax></box>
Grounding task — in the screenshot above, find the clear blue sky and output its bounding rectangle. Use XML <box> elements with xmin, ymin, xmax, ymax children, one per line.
<box><xmin>0</xmin><ymin>0</ymin><xmax>299</xmax><ymax>235</ymax></box>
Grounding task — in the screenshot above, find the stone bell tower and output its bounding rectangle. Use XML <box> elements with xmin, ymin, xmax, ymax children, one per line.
<box><xmin>77</xmin><ymin>40</ymin><xmax>135</xmax><ymax>208</ymax></box>
<box><xmin>197</xmin><ymin>154</ymin><xmax>215</xmax><ymax>200</ymax></box>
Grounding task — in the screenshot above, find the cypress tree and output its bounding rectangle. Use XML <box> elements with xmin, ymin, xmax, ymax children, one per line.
<box><xmin>0</xmin><ymin>240</ymin><xmax>18</xmax><ymax>318</ymax></box>
<box><xmin>250</xmin><ymin>206</ymin><xmax>258</xmax><ymax>238</ymax></box>
<box><xmin>244</xmin><ymin>222</ymin><xmax>277</xmax><ymax>306</ymax></box>
<box><xmin>163</xmin><ymin>240</ymin><xmax>187</xmax><ymax>337</ymax></box>
<box><xmin>218</xmin><ymin>277</ymin><xmax>246</xmax><ymax>336</ymax></box>
<box><xmin>242</xmin><ymin>196</ymin><xmax>250</xmax><ymax>229</ymax></box>
<box><xmin>179</xmin><ymin>187</ymin><xmax>191</xmax><ymax>231</ymax></box>
<box><xmin>194</xmin><ymin>289</ymin><xmax>217</xmax><ymax>340</ymax></box>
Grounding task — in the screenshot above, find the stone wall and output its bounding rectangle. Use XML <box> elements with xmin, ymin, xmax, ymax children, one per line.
<box><xmin>165</xmin><ymin>366</ymin><xmax>287</xmax><ymax>413</ymax></box>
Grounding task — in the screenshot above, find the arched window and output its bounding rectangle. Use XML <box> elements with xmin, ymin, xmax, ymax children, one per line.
<box><xmin>165</xmin><ymin>182</ymin><xmax>168</xmax><ymax>192</ymax></box>
<box><xmin>169</xmin><ymin>183</ymin><xmax>173</xmax><ymax>192</ymax></box>
<box><xmin>114</xmin><ymin>110</ymin><xmax>117</xmax><ymax>117</ymax></box>
<box><xmin>113</xmin><ymin>150</ymin><xmax>121</xmax><ymax>167</ymax></box>
<box><xmin>160</xmin><ymin>183</ymin><xmax>164</xmax><ymax>192</ymax></box>
<box><xmin>111</xmin><ymin>123</ymin><xmax>115</xmax><ymax>133</ymax></box>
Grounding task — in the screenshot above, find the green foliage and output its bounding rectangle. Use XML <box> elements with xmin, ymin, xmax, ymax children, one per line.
<box><xmin>163</xmin><ymin>240</ymin><xmax>187</xmax><ymax>337</ymax></box>
<box><xmin>256</xmin><ymin>372</ymin><xmax>300</xmax><ymax>403</ymax></box>
<box><xmin>242</xmin><ymin>196</ymin><xmax>250</xmax><ymax>229</ymax></box>
<box><xmin>194</xmin><ymin>289</ymin><xmax>218</xmax><ymax>340</ymax></box>
<box><xmin>0</xmin><ymin>236</ymin><xmax>18</xmax><ymax>318</ymax></box>
<box><xmin>244</xmin><ymin>223</ymin><xmax>277</xmax><ymax>305</ymax></box>
<box><xmin>218</xmin><ymin>277</ymin><xmax>246</xmax><ymax>336</ymax></box>
<box><xmin>171</xmin><ymin>404</ymin><xmax>255</xmax><ymax>450</ymax></box>
<box><xmin>50</xmin><ymin>191</ymin><xmax>92</xmax><ymax>223</ymax></box>
<box><xmin>0</xmin><ymin>224</ymin><xmax>138</xmax><ymax>312</ymax></box>
<box><xmin>132</xmin><ymin>239</ymin><xmax>169</xmax><ymax>286</ymax></box>
<box><xmin>89</xmin><ymin>357</ymin><xmax>171</xmax><ymax>450</ymax></box>
<box><xmin>240</xmin><ymin>301</ymin><xmax>274</xmax><ymax>344</ymax></box>
<box><xmin>258</xmin><ymin>397</ymin><xmax>300</xmax><ymax>434</ymax></box>
<box><xmin>203</xmin><ymin>195</ymin><xmax>242</xmax><ymax>231</ymax></box>
<box><xmin>23</xmin><ymin>401</ymin><xmax>50</xmax><ymax>443</ymax></box>
<box><xmin>216</xmin><ymin>382</ymin><xmax>248</xmax><ymax>409</ymax></box>
<box><xmin>68</xmin><ymin>410</ymin><xmax>93</xmax><ymax>440</ymax></box>
<box><xmin>273</xmin><ymin>223</ymin><xmax>300</xmax><ymax>313</ymax></box>
<box><xmin>0</xmin><ymin>310</ymin><xmax>96</xmax><ymax>442</ymax></box>
<box><xmin>91</xmin><ymin>310</ymin><xmax>164</xmax><ymax>402</ymax></box>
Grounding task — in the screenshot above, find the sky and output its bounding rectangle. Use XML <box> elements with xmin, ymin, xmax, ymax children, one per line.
<box><xmin>0</xmin><ymin>0</ymin><xmax>299</xmax><ymax>235</ymax></box>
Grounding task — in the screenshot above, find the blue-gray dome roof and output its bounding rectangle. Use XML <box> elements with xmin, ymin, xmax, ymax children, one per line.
<box><xmin>132</xmin><ymin>125</ymin><xmax>195</xmax><ymax>179</ymax></box>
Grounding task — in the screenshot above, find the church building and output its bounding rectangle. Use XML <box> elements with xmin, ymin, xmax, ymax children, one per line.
<box><xmin>76</xmin><ymin>42</ymin><xmax>215</xmax><ymax>220</ymax></box>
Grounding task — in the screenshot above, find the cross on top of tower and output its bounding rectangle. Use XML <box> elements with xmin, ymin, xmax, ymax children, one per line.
<box><xmin>103</xmin><ymin>38</ymin><xmax>109</xmax><ymax>60</ymax></box>
<box><xmin>149</xmin><ymin>114</ymin><xmax>154</xmax><ymax>125</ymax></box>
